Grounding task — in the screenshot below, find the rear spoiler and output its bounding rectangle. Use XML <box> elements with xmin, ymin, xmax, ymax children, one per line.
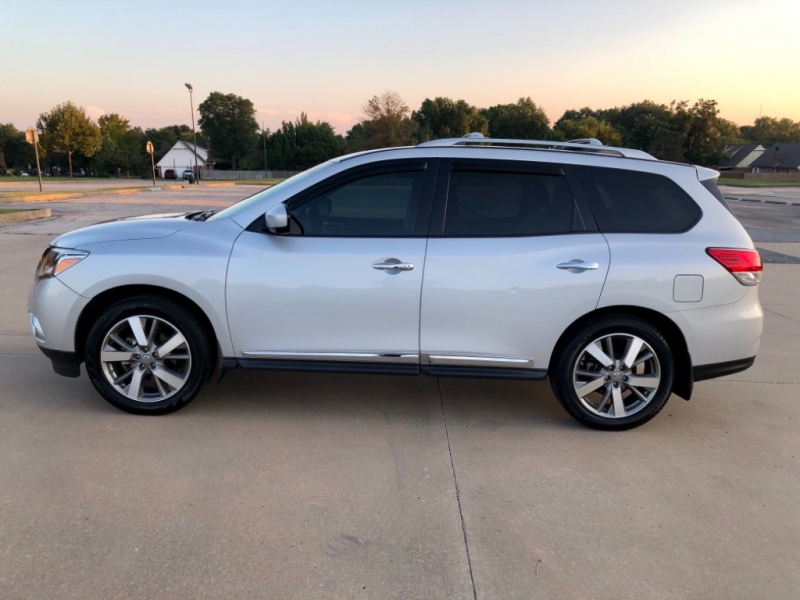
<box><xmin>695</xmin><ymin>166</ymin><xmax>731</xmax><ymax>211</ymax></box>
<box><xmin>695</xmin><ymin>166</ymin><xmax>720</xmax><ymax>182</ymax></box>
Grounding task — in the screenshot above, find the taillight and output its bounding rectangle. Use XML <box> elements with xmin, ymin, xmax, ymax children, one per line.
<box><xmin>706</xmin><ymin>248</ymin><xmax>762</xmax><ymax>286</ymax></box>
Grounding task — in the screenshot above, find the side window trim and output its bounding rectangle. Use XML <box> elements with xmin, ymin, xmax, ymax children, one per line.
<box><xmin>428</xmin><ymin>159</ymin><xmax>597</xmax><ymax>238</ymax></box>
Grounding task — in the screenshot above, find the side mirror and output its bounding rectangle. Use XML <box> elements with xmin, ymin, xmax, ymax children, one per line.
<box><xmin>264</xmin><ymin>204</ymin><xmax>288</xmax><ymax>232</ymax></box>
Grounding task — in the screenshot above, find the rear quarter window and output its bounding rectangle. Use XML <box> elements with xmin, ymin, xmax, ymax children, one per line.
<box><xmin>575</xmin><ymin>166</ymin><xmax>701</xmax><ymax>233</ymax></box>
<box><xmin>701</xmin><ymin>178</ymin><xmax>732</xmax><ymax>212</ymax></box>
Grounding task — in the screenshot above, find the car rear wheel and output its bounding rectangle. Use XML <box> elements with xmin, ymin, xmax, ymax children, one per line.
<box><xmin>551</xmin><ymin>315</ymin><xmax>674</xmax><ymax>430</ymax></box>
<box><xmin>84</xmin><ymin>295</ymin><xmax>213</xmax><ymax>415</ymax></box>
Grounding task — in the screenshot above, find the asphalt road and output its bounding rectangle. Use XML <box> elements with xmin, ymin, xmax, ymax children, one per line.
<box><xmin>0</xmin><ymin>191</ymin><xmax>799</xmax><ymax>599</ymax></box>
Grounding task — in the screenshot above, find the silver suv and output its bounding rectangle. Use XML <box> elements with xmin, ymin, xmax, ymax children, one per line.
<box><xmin>28</xmin><ymin>137</ymin><xmax>763</xmax><ymax>430</ymax></box>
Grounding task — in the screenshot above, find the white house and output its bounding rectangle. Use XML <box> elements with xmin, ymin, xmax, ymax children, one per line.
<box><xmin>156</xmin><ymin>141</ymin><xmax>209</xmax><ymax>177</ymax></box>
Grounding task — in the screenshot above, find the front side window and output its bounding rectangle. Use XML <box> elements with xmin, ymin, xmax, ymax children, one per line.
<box><xmin>443</xmin><ymin>170</ymin><xmax>579</xmax><ymax>236</ymax></box>
<box><xmin>288</xmin><ymin>171</ymin><xmax>424</xmax><ymax>236</ymax></box>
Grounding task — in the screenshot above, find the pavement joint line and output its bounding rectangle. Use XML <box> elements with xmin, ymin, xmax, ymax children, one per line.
<box><xmin>437</xmin><ymin>379</ymin><xmax>478</xmax><ymax>600</ymax></box>
<box><xmin>763</xmin><ymin>307</ymin><xmax>800</xmax><ymax>325</ymax></box>
<box><xmin>723</xmin><ymin>379</ymin><xmax>800</xmax><ymax>385</ymax></box>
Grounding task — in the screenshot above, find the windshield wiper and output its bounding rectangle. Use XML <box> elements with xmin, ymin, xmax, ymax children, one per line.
<box><xmin>186</xmin><ymin>210</ymin><xmax>218</xmax><ymax>221</ymax></box>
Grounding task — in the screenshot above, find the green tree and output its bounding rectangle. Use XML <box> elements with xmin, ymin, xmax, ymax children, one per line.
<box><xmin>553</xmin><ymin>116</ymin><xmax>623</xmax><ymax>146</ymax></box>
<box><xmin>96</xmin><ymin>114</ymin><xmax>146</xmax><ymax>176</ymax></box>
<box><xmin>347</xmin><ymin>91</ymin><xmax>419</xmax><ymax>151</ymax></box>
<box><xmin>717</xmin><ymin>118</ymin><xmax>744</xmax><ymax>145</ymax></box>
<box><xmin>412</xmin><ymin>97</ymin><xmax>488</xmax><ymax>140</ymax></box>
<box><xmin>36</xmin><ymin>101</ymin><xmax>102</xmax><ymax>177</ymax></box>
<box><xmin>197</xmin><ymin>91</ymin><xmax>259</xmax><ymax>170</ymax></box>
<box><xmin>741</xmin><ymin>116</ymin><xmax>800</xmax><ymax>145</ymax></box>
<box><xmin>0</xmin><ymin>123</ymin><xmax>37</xmax><ymax>172</ymax></box>
<box><xmin>481</xmin><ymin>97</ymin><xmax>551</xmax><ymax>140</ymax></box>
<box><xmin>98</xmin><ymin>113</ymin><xmax>130</xmax><ymax>139</ymax></box>
<box><xmin>677</xmin><ymin>99</ymin><xmax>729</xmax><ymax>166</ymax></box>
<box><xmin>266</xmin><ymin>113</ymin><xmax>345</xmax><ymax>170</ymax></box>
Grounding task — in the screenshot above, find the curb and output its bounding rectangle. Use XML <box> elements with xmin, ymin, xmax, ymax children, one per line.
<box><xmin>0</xmin><ymin>208</ymin><xmax>52</xmax><ymax>224</ymax></box>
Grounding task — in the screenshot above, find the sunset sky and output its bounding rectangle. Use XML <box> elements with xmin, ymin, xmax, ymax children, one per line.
<box><xmin>4</xmin><ymin>0</ymin><xmax>799</xmax><ymax>134</ymax></box>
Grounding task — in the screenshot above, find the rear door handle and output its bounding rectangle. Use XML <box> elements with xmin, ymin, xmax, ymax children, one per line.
<box><xmin>372</xmin><ymin>259</ymin><xmax>414</xmax><ymax>272</ymax></box>
<box><xmin>556</xmin><ymin>260</ymin><xmax>599</xmax><ymax>272</ymax></box>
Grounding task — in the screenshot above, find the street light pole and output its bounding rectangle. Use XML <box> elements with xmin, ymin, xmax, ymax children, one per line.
<box><xmin>262</xmin><ymin>121</ymin><xmax>268</xmax><ymax>178</ymax></box>
<box><xmin>185</xmin><ymin>83</ymin><xmax>200</xmax><ymax>184</ymax></box>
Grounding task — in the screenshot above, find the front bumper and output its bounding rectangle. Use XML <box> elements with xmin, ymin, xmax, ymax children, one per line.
<box><xmin>28</xmin><ymin>276</ymin><xmax>90</xmax><ymax>369</ymax></box>
<box><xmin>37</xmin><ymin>346</ymin><xmax>81</xmax><ymax>377</ymax></box>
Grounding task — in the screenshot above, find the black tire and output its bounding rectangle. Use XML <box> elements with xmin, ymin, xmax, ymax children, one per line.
<box><xmin>550</xmin><ymin>314</ymin><xmax>674</xmax><ymax>431</ymax></box>
<box><xmin>84</xmin><ymin>295</ymin><xmax>214</xmax><ymax>415</ymax></box>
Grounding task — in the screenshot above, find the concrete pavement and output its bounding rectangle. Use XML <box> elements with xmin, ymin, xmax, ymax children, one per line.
<box><xmin>1</xmin><ymin>206</ymin><xmax>799</xmax><ymax>598</ymax></box>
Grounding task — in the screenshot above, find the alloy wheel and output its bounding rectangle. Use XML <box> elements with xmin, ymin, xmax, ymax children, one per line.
<box><xmin>572</xmin><ymin>333</ymin><xmax>661</xmax><ymax>419</ymax></box>
<box><xmin>99</xmin><ymin>315</ymin><xmax>192</xmax><ymax>403</ymax></box>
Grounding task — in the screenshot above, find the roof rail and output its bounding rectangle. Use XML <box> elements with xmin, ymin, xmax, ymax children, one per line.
<box><xmin>567</xmin><ymin>138</ymin><xmax>603</xmax><ymax>146</ymax></box>
<box><xmin>417</xmin><ymin>136</ymin><xmax>655</xmax><ymax>160</ymax></box>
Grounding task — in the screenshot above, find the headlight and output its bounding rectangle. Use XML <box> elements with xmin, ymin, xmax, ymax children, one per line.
<box><xmin>35</xmin><ymin>247</ymin><xmax>89</xmax><ymax>280</ymax></box>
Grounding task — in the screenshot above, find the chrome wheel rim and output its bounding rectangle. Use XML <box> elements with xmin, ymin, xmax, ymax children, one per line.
<box><xmin>572</xmin><ymin>333</ymin><xmax>661</xmax><ymax>419</ymax></box>
<box><xmin>100</xmin><ymin>315</ymin><xmax>192</xmax><ymax>403</ymax></box>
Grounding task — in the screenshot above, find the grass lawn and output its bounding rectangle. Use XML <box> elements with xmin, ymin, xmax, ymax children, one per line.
<box><xmin>718</xmin><ymin>178</ymin><xmax>800</xmax><ymax>187</ymax></box>
<box><xmin>0</xmin><ymin>208</ymin><xmax>26</xmax><ymax>214</ymax></box>
<box><xmin>0</xmin><ymin>191</ymin><xmax>50</xmax><ymax>199</ymax></box>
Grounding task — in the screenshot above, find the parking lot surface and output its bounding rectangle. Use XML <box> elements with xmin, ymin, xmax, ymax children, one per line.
<box><xmin>1</xmin><ymin>188</ymin><xmax>799</xmax><ymax>599</ymax></box>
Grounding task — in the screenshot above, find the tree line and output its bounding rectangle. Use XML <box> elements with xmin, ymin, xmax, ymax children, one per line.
<box><xmin>2</xmin><ymin>91</ymin><xmax>799</xmax><ymax>177</ymax></box>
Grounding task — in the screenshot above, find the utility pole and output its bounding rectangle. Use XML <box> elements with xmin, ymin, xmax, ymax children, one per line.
<box><xmin>185</xmin><ymin>83</ymin><xmax>200</xmax><ymax>184</ymax></box>
<box><xmin>262</xmin><ymin>121</ymin><xmax>268</xmax><ymax>178</ymax></box>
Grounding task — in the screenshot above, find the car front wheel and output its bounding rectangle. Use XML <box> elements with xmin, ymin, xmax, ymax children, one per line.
<box><xmin>551</xmin><ymin>315</ymin><xmax>674</xmax><ymax>430</ymax></box>
<box><xmin>84</xmin><ymin>295</ymin><xmax>213</xmax><ymax>415</ymax></box>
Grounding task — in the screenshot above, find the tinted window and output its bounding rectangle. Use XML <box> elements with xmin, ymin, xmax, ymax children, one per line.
<box><xmin>443</xmin><ymin>171</ymin><xmax>579</xmax><ymax>236</ymax></box>
<box><xmin>576</xmin><ymin>167</ymin><xmax>700</xmax><ymax>233</ymax></box>
<box><xmin>289</xmin><ymin>171</ymin><xmax>424</xmax><ymax>236</ymax></box>
<box><xmin>701</xmin><ymin>178</ymin><xmax>732</xmax><ymax>212</ymax></box>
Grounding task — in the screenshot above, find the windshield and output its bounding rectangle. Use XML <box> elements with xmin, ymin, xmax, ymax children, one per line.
<box><xmin>208</xmin><ymin>162</ymin><xmax>333</xmax><ymax>221</ymax></box>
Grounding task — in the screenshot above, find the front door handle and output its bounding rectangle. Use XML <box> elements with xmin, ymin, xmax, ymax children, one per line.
<box><xmin>372</xmin><ymin>258</ymin><xmax>414</xmax><ymax>272</ymax></box>
<box><xmin>556</xmin><ymin>260</ymin><xmax>599</xmax><ymax>272</ymax></box>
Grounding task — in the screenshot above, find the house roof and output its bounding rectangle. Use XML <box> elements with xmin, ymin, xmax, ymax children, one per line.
<box><xmin>722</xmin><ymin>144</ymin><xmax>763</xmax><ymax>168</ymax></box>
<box><xmin>156</xmin><ymin>140</ymin><xmax>209</xmax><ymax>168</ymax></box>
<box><xmin>750</xmin><ymin>143</ymin><xmax>800</xmax><ymax>169</ymax></box>
<box><xmin>177</xmin><ymin>140</ymin><xmax>208</xmax><ymax>161</ymax></box>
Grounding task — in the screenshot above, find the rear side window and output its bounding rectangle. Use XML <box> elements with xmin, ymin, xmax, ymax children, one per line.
<box><xmin>444</xmin><ymin>170</ymin><xmax>582</xmax><ymax>236</ymax></box>
<box><xmin>575</xmin><ymin>167</ymin><xmax>700</xmax><ymax>233</ymax></box>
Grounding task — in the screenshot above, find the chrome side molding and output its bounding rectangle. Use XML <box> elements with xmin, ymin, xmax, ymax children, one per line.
<box><xmin>424</xmin><ymin>353</ymin><xmax>533</xmax><ymax>367</ymax></box>
<box><xmin>240</xmin><ymin>350</ymin><xmax>419</xmax><ymax>363</ymax></box>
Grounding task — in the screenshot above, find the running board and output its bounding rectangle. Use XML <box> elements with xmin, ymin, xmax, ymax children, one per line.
<box><xmin>421</xmin><ymin>365</ymin><xmax>547</xmax><ymax>380</ymax></box>
<box><xmin>224</xmin><ymin>358</ymin><xmax>548</xmax><ymax>381</ymax></box>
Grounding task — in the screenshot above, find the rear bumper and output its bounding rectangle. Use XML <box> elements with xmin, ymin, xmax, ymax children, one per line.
<box><xmin>38</xmin><ymin>346</ymin><xmax>81</xmax><ymax>378</ymax></box>
<box><xmin>671</xmin><ymin>286</ymin><xmax>763</xmax><ymax>367</ymax></box>
<box><xmin>693</xmin><ymin>356</ymin><xmax>756</xmax><ymax>382</ymax></box>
